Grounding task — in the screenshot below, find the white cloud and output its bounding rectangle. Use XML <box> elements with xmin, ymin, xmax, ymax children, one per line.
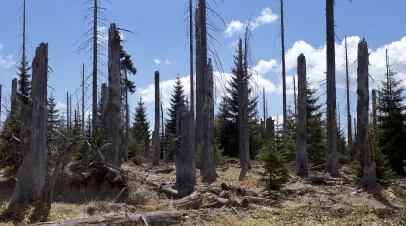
<box><xmin>225</xmin><ymin>7</ymin><xmax>278</xmax><ymax>37</ymax></box>
<box><xmin>164</xmin><ymin>59</ymin><xmax>171</xmax><ymax>65</ymax></box>
<box><xmin>0</xmin><ymin>43</ymin><xmax>3</xmax><ymax>50</ymax></box>
<box><xmin>154</xmin><ymin>59</ymin><xmax>162</xmax><ymax>65</ymax></box>
<box><xmin>253</xmin><ymin>59</ymin><xmax>279</xmax><ymax>74</ymax></box>
<box><xmin>97</xmin><ymin>26</ymin><xmax>108</xmax><ymax>43</ymax></box>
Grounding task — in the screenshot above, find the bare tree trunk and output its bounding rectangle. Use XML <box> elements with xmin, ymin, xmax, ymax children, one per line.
<box><xmin>372</xmin><ymin>89</ymin><xmax>377</xmax><ymax>128</ymax></box>
<box><xmin>105</xmin><ymin>23</ymin><xmax>122</xmax><ymax>168</ymax></box>
<box><xmin>11</xmin><ymin>78</ymin><xmax>17</xmax><ymax>111</ymax></box>
<box><xmin>238</xmin><ymin>39</ymin><xmax>250</xmax><ymax>180</ymax></box>
<box><xmin>66</xmin><ymin>92</ymin><xmax>70</xmax><ymax>133</ymax></box>
<box><xmin>69</xmin><ymin>95</ymin><xmax>72</xmax><ymax>133</ymax></box>
<box><xmin>265</xmin><ymin>117</ymin><xmax>275</xmax><ymax>141</ymax></box>
<box><xmin>82</xmin><ymin>63</ymin><xmax>88</xmax><ymax>165</ymax></box>
<box><xmin>293</xmin><ymin>75</ymin><xmax>297</xmax><ymax>116</ymax></box>
<box><xmin>189</xmin><ymin>0</ymin><xmax>196</xmax><ymax>164</ymax></box>
<box><xmin>101</xmin><ymin>83</ymin><xmax>108</xmax><ymax>123</ymax></box>
<box><xmin>344</xmin><ymin>36</ymin><xmax>353</xmax><ymax>154</ymax></box>
<box><xmin>200</xmin><ymin>59</ymin><xmax>217</xmax><ymax>183</ymax></box>
<box><xmin>195</xmin><ymin>7</ymin><xmax>203</xmax><ymax>160</ymax></box>
<box><xmin>325</xmin><ymin>0</ymin><xmax>339</xmax><ymax>176</ymax></box>
<box><xmin>92</xmin><ymin>0</ymin><xmax>99</xmax><ymax>144</ymax></box>
<box><xmin>10</xmin><ymin>43</ymin><xmax>48</xmax><ymax>207</ymax></box>
<box><xmin>0</xmin><ymin>84</ymin><xmax>2</xmax><ymax>124</ymax></box>
<box><xmin>280</xmin><ymin>0</ymin><xmax>287</xmax><ymax>131</ymax></box>
<box><xmin>262</xmin><ymin>87</ymin><xmax>266</xmax><ymax>137</ymax></box>
<box><xmin>296</xmin><ymin>54</ymin><xmax>309</xmax><ymax>176</ymax></box>
<box><xmin>124</xmin><ymin>69</ymin><xmax>129</xmax><ymax>162</ymax></box>
<box><xmin>357</xmin><ymin>39</ymin><xmax>376</xmax><ymax>187</ymax></box>
<box><xmin>161</xmin><ymin>102</ymin><xmax>165</xmax><ymax>161</ymax></box>
<box><xmin>153</xmin><ymin>71</ymin><xmax>161</xmax><ymax>166</ymax></box>
<box><xmin>354</xmin><ymin>118</ymin><xmax>357</xmax><ymax>139</ymax></box>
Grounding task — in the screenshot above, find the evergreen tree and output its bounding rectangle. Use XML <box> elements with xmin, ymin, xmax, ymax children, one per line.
<box><xmin>17</xmin><ymin>55</ymin><xmax>31</xmax><ymax>105</ymax></box>
<box><xmin>131</xmin><ymin>96</ymin><xmax>150</xmax><ymax>157</ymax></box>
<box><xmin>377</xmin><ymin>69</ymin><xmax>406</xmax><ymax>175</ymax></box>
<box><xmin>306</xmin><ymin>83</ymin><xmax>327</xmax><ymax>168</ymax></box>
<box><xmin>47</xmin><ymin>94</ymin><xmax>61</xmax><ymax>139</ymax></box>
<box><xmin>165</xmin><ymin>76</ymin><xmax>185</xmax><ymax>136</ymax></box>
<box><xmin>216</xmin><ymin>44</ymin><xmax>261</xmax><ymax>158</ymax></box>
<box><xmin>337</xmin><ymin>127</ymin><xmax>349</xmax><ymax>164</ymax></box>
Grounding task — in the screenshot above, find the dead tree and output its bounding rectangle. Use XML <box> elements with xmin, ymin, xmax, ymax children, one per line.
<box><xmin>357</xmin><ymin>39</ymin><xmax>376</xmax><ymax>187</ymax></box>
<box><xmin>101</xmin><ymin>83</ymin><xmax>108</xmax><ymax>120</ymax></box>
<box><xmin>161</xmin><ymin>102</ymin><xmax>165</xmax><ymax>160</ymax></box>
<box><xmin>195</xmin><ymin>7</ymin><xmax>203</xmax><ymax>156</ymax></box>
<box><xmin>200</xmin><ymin>59</ymin><xmax>217</xmax><ymax>182</ymax></box>
<box><xmin>176</xmin><ymin>99</ymin><xmax>196</xmax><ymax>196</ymax></box>
<box><xmin>262</xmin><ymin>87</ymin><xmax>266</xmax><ymax>137</ymax></box>
<box><xmin>345</xmin><ymin>36</ymin><xmax>353</xmax><ymax>153</ymax></box>
<box><xmin>144</xmin><ymin>133</ymin><xmax>150</xmax><ymax>157</ymax></box>
<box><xmin>325</xmin><ymin>0</ymin><xmax>339</xmax><ymax>176</ymax></box>
<box><xmin>293</xmin><ymin>75</ymin><xmax>297</xmax><ymax>116</ymax></box>
<box><xmin>11</xmin><ymin>78</ymin><xmax>17</xmax><ymax>111</ymax></box>
<box><xmin>188</xmin><ymin>0</ymin><xmax>196</xmax><ymax>172</ymax></box>
<box><xmin>105</xmin><ymin>23</ymin><xmax>122</xmax><ymax>168</ymax></box>
<box><xmin>372</xmin><ymin>89</ymin><xmax>377</xmax><ymax>128</ymax></box>
<box><xmin>296</xmin><ymin>54</ymin><xmax>309</xmax><ymax>176</ymax></box>
<box><xmin>66</xmin><ymin>92</ymin><xmax>70</xmax><ymax>133</ymax></box>
<box><xmin>10</xmin><ymin>43</ymin><xmax>48</xmax><ymax>207</ymax></box>
<box><xmin>153</xmin><ymin>71</ymin><xmax>161</xmax><ymax>166</ymax></box>
<box><xmin>81</xmin><ymin>63</ymin><xmax>88</xmax><ymax>165</ymax></box>
<box><xmin>265</xmin><ymin>117</ymin><xmax>275</xmax><ymax>141</ymax></box>
<box><xmin>238</xmin><ymin>39</ymin><xmax>250</xmax><ymax>180</ymax></box>
<box><xmin>280</xmin><ymin>0</ymin><xmax>287</xmax><ymax>131</ymax></box>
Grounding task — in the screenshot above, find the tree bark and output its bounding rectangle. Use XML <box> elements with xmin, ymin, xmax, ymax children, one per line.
<box><xmin>238</xmin><ymin>39</ymin><xmax>250</xmax><ymax>180</ymax></box>
<box><xmin>161</xmin><ymin>102</ymin><xmax>165</xmax><ymax>160</ymax></box>
<box><xmin>195</xmin><ymin>7</ymin><xmax>203</xmax><ymax>160</ymax></box>
<box><xmin>66</xmin><ymin>92</ymin><xmax>70</xmax><ymax>133</ymax></box>
<box><xmin>189</xmin><ymin>0</ymin><xmax>196</xmax><ymax>167</ymax></box>
<box><xmin>124</xmin><ymin>69</ymin><xmax>130</xmax><ymax>162</ymax></box>
<box><xmin>345</xmin><ymin>36</ymin><xmax>353</xmax><ymax>154</ymax></box>
<box><xmin>144</xmin><ymin>133</ymin><xmax>150</xmax><ymax>157</ymax></box>
<box><xmin>10</xmin><ymin>43</ymin><xmax>48</xmax><ymax>207</ymax></box>
<box><xmin>325</xmin><ymin>0</ymin><xmax>339</xmax><ymax>176</ymax></box>
<box><xmin>200</xmin><ymin>59</ymin><xmax>217</xmax><ymax>183</ymax></box>
<box><xmin>265</xmin><ymin>117</ymin><xmax>275</xmax><ymax>141</ymax></box>
<box><xmin>105</xmin><ymin>23</ymin><xmax>122</xmax><ymax>168</ymax></box>
<box><xmin>101</xmin><ymin>83</ymin><xmax>108</xmax><ymax>126</ymax></box>
<box><xmin>357</xmin><ymin>40</ymin><xmax>376</xmax><ymax>187</ymax></box>
<box><xmin>153</xmin><ymin>71</ymin><xmax>161</xmax><ymax>166</ymax></box>
<box><xmin>280</xmin><ymin>0</ymin><xmax>287</xmax><ymax>131</ymax></box>
<box><xmin>372</xmin><ymin>89</ymin><xmax>377</xmax><ymax>128</ymax></box>
<box><xmin>82</xmin><ymin>63</ymin><xmax>88</xmax><ymax>165</ymax></box>
<box><xmin>293</xmin><ymin>75</ymin><xmax>297</xmax><ymax>116</ymax></box>
<box><xmin>11</xmin><ymin>78</ymin><xmax>17</xmax><ymax>111</ymax></box>
<box><xmin>92</xmin><ymin>0</ymin><xmax>98</xmax><ymax>144</ymax></box>
<box><xmin>296</xmin><ymin>54</ymin><xmax>309</xmax><ymax>176</ymax></box>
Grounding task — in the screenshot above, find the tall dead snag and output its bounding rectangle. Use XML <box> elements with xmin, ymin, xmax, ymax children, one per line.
<box><xmin>105</xmin><ymin>23</ymin><xmax>122</xmax><ymax>168</ymax></box>
<box><xmin>101</xmin><ymin>83</ymin><xmax>108</xmax><ymax>121</ymax></box>
<box><xmin>188</xmin><ymin>0</ymin><xmax>196</xmax><ymax>173</ymax></box>
<box><xmin>293</xmin><ymin>75</ymin><xmax>297</xmax><ymax>116</ymax></box>
<box><xmin>82</xmin><ymin>63</ymin><xmax>88</xmax><ymax>165</ymax></box>
<box><xmin>345</xmin><ymin>36</ymin><xmax>353</xmax><ymax>154</ymax></box>
<box><xmin>237</xmin><ymin>38</ymin><xmax>250</xmax><ymax>180</ymax></box>
<box><xmin>372</xmin><ymin>89</ymin><xmax>377</xmax><ymax>128</ymax></box>
<box><xmin>325</xmin><ymin>0</ymin><xmax>339</xmax><ymax>176</ymax></box>
<box><xmin>357</xmin><ymin>40</ymin><xmax>376</xmax><ymax>187</ymax></box>
<box><xmin>161</xmin><ymin>102</ymin><xmax>165</xmax><ymax>160</ymax></box>
<box><xmin>280</xmin><ymin>0</ymin><xmax>287</xmax><ymax>131</ymax></box>
<box><xmin>10</xmin><ymin>43</ymin><xmax>48</xmax><ymax>207</ymax></box>
<box><xmin>176</xmin><ymin>100</ymin><xmax>196</xmax><ymax>196</ymax></box>
<box><xmin>200</xmin><ymin>59</ymin><xmax>217</xmax><ymax>183</ymax></box>
<box><xmin>296</xmin><ymin>54</ymin><xmax>309</xmax><ymax>176</ymax></box>
<box><xmin>195</xmin><ymin>7</ymin><xmax>203</xmax><ymax>158</ymax></box>
<box><xmin>144</xmin><ymin>133</ymin><xmax>150</xmax><ymax>157</ymax></box>
<box><xmin>66</xmin><ymin>92</ymin><xmax>70</xmax><ymax>133</ymax></box>
<box><xmin>265</xmin><ymin>117</ymin><xmax>275</xmax><ymax>141</ymax></box>
<box><xmin>153</xmin><ymin>71</ymin><xmax>161</xmax><ymax>166</ymax></box>
<box><xmin>11</xmin><ymin>78</ymin><xmax>18</xmax><ymax>111</ymax></box>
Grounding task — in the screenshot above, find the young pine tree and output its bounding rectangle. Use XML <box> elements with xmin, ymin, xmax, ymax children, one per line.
<box><xmin>377</xmin><ymin>69</ymin><xmax>406</xmax><ymax>175</ymax></box>
<box><xmin>306</xmin><ymin>83</ymin><xmax>327</xmax><ymax>168</ymax></box>
<box><xmin>131</xmin><ymin>96</ymin><xmax>150</xmax><ymax>157</ymax></box>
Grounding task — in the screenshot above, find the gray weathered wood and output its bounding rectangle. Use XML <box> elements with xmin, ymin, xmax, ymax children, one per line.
<box><xmin>11</xmin><ymin>78</ymin><xmax>18</xmax><ymax>111</ymax></box>
<box><xmin>325</xmin><ymin>0</ymin><xmax>339</xmax><ymax>176</ymax></box>
<box><xmin>195</xmin><ymin>7</ymin><xmax>203</xmax><ymax>161</ymax></box>
<box><xmin>293</xmin><ymin>75</ymin><xmax>297</xmax><ymax>116</ymax></box>
<box><xmin>200</xmin><ymin>59</ymin><xmax>217</xmax><ymax>183</ymax></box>
<box><xmin>92</xmin><ymin>0</ymin><xmax>98</xmax><ymax>144</ymax></box>
<box><xmin>280</xmin><ymin>0</ymin><xmax>287</xmax><ymax>131</ymax></box>
<box><xmin>105</xmin><ymin>23</ymin><xmax>122</xmax><ymax>168</ymax></box>
<box><xmin>345</xmin><ymin>36</ymin><xmax>353</xmax><ymax>154</ymax></box>
<box><xmin>66</xmin><ymin>92</ymin><xmax>70</xmax><ymax>133</ymax></box>
<box><xmin>296</xmin><ymin>54</ymin><xmax>309</xmax><ymax>176</ymax></box>
<box><xmin>237</xmin><ymin>39</ymin><xmax>250</xmax><ymax>180</ymax></box>
<box><xmin>189</xmin><ymin>0</ymin><xmax>196</xmax><ymax>168</ymax></box>
<box><xmin>153</xmin><ymin>71</ymin><xmax>161</xmax><ymax>166</ymax></box>
<box><xmin>357</xmin><ymin>40</ymin><xmax>376</xmax><ymax>187</ymax></box>
<box><xmin>31</xmin><ymin>211</ymin><xmax>183</xmax><ymax>226</ymax></box>
<box><xmin>144</xmin><ymin>133</ymin><xmax>150</xmax><ymax>157</ymax></box>
<box><xmin>372</xmin><ymin>89</ymin><xmax>377</xmax><ymax>128</ymax></box>
<box><xmin>265</xmin><ymin>117</ymin><xmax>275</xmax><ymax>141</ymax></box>
<box><xmin>10</xmin><ymin>43</ymin><xmax>48</xmax><ymax>207</ymax></box>
<box><xmin>101</xmin><ymin>83</ymin><xmax>108</xmax><ymax>125</ymax></box>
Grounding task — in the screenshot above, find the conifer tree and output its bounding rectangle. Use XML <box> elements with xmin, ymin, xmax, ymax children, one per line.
<box><xmin>166</xmin><ymin>76</ymin><xmax>186</xmax><ymax>136</ymax></box>
<box><xmin>47</xmin><ymin>94</ymin><xmax>61</xmax><ymax>140</ymax></box>
<box><xmin>306</xmin><ymin>82</ymin><xmax>327</xmax><ymax>168</ymax></box>
<box><xmin>215</xmin><ymin>43</ymin><xmax>261</xmax><ymax>158</ymax></box>
<box><xmin>377</xmin><ymin>68</ymin><xmax>406</xmax><ymax>175</ymax></box>
<box><xmin>131</xmin><ymin>96</ymin><xmax>150</xmax><ymax>157</ymax></box>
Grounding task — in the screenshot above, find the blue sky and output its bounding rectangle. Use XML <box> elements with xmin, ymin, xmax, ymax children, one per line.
<box><xmin>1</xmin><ymin>0</ymin><xmax>406</xmax><ymax>133</ymax></box>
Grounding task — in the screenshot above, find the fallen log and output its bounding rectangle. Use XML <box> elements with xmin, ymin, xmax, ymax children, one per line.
<box><xmin>201</xmin><ymin>197</ymin><xmax>239</xmax><ymax>208</ymax></box>
<box><xmin>152</xmin><ymin>167</ymin><xmax>175</xmax><ymax>174</ymax></box>
<box><xmin>241</xmin><ymin>196</ymin><xmax>276</xmax><ymax>207</ymax></box>
<box><xmin>30</xmin><ymin>211</ymin><xmax>183</xmax><ymax>226</ymax></box>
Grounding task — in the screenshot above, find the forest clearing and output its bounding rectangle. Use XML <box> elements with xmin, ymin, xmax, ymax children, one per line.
<box><xmin>1</xmin><ymin>0</ymin><xmax>406</xmax><ymax>225</ymax></box>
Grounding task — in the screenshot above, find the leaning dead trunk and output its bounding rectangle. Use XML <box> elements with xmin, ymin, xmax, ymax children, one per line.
<box><xmin>200</xmin><ymin>59</ymin><xmax>217</xmax><ymax>183</ymax></box>
<box><xmin>325</xmin><ymin>0</ymin><xmax>339</xmax><ymax>176</ymax></box>
<box><xmin>296</xmin><ymin>54</ymin><xmax>309</xmax><ymax>176</ymax></box>
<box><xmin>105</xmin><ymin>23</ymin><xmax>122</xmax><ymax>168</ymax></box>
<box><xmin>357</xmin><ymin>39</ymin><xmax>376</xmax><ymax>187</ymax></box>
<box><xmin>153</xmin><ymin>71</ymin><xmax>161</xmax><ymax>166</ymax></box>
<box><xmin>10</xmin><ymin>43</ymin><xmax>48</xmax><ymax>207</ymax></box>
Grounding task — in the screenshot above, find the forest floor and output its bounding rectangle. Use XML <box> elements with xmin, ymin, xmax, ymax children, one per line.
<box><xmin>0</xmin><ymin>161</ymin><xmax>405</xmax><ymax>225</ymax></box>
